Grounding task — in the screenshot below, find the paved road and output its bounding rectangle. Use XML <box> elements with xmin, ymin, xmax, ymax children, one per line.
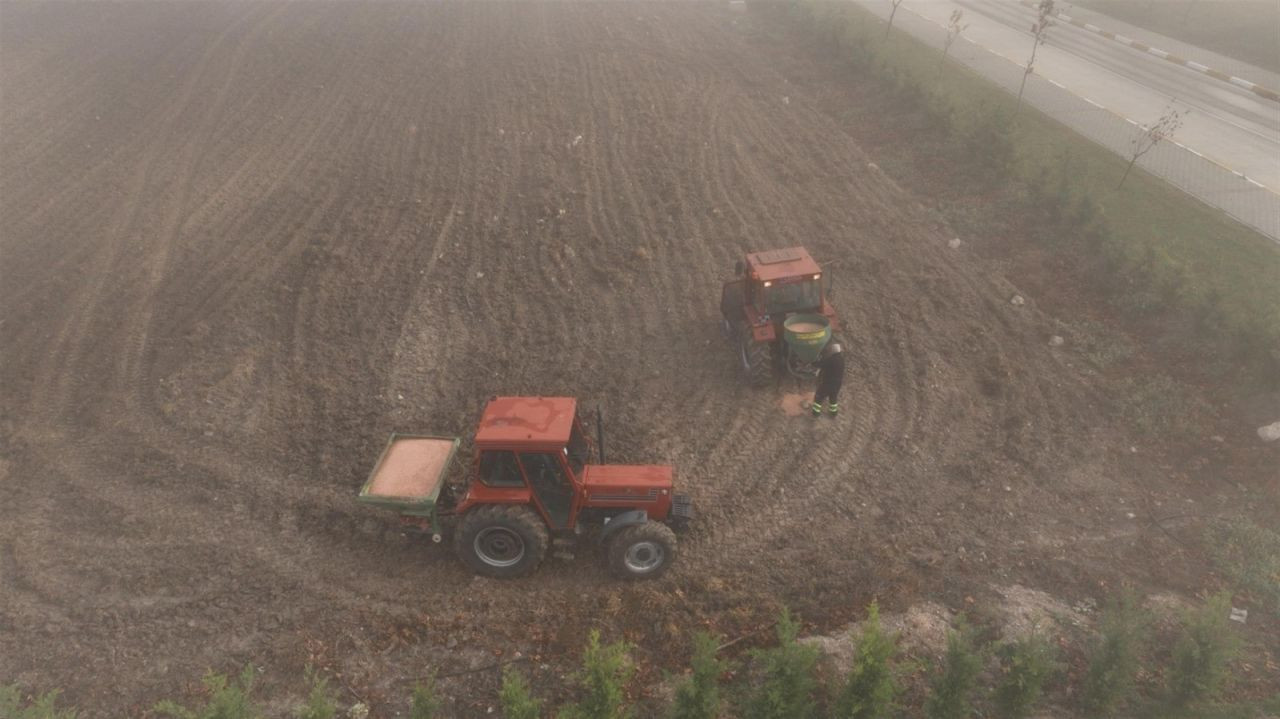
<box><xmin>852</xmin><ymin>0</ymin><xmax>1280</xmax><ymax>241</ymax></box>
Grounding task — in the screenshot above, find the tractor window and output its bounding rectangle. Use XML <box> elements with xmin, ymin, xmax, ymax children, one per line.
<box><xmin>565</xmin><ymin>420</ymin><xmax>589</xmax><ymax>476</ymax></box>
<box><xmin>479</xmin><ymin>450</ymin><xmax>523</xmax><ymax>488</ymax></box>
<box><xmin>765</xmin><ymin>280</ymin><xmax>822</xmax><ymax>314</ymax></box>
<box><xmin>518</xmin><ymin>452</ymin><xmax>573</xmax><ymax>528</ymax></box>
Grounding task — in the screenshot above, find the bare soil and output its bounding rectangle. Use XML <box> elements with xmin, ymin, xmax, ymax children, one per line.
<box><xmin>1</xmin><ymin>1</ymin><xmax>1274</xmax><ymax>715</ymax></box>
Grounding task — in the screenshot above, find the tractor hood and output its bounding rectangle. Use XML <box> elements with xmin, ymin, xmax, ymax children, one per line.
<box><xmin>582</xmin><ymin>464</ymin><xmax>673</xmax><ymax>493</ymax></box>
<box><xmin>580</xmin><ymin>464</ymin><xmax>678</xmax><ymax>521</ymax></box>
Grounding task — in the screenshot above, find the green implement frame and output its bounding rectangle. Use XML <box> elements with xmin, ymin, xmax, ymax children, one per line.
<box><xmin>357</xmin><ymin>433</ymin><xmax>460</xmax><ymax>538</ymax></box>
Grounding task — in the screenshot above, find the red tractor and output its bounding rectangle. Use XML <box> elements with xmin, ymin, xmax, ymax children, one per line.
<box><xmin>358</xmin><ymin>396</ymin><xmax>692</xmax><ymax>580</ymax></box>
<box><xmin>719</xmin><ymin>247</ymin><xmax>841</xmax><ymax>386</ymax></box>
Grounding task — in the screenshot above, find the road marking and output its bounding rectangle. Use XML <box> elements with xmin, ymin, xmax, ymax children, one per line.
<box><xmin>1247</xmin><ymin>178</ymin><xmax>1266</xmax><ymax>189</ymax></box>
<box><xmin>1186</xmin><ymin>61</ymin><xmax>1210</xmax><ymax>73</ymax></box>
<box><xmin>1148</xmin><ymin>48</ymin><xmax>1169</xmax><ymax>59</ymax></box>
<box><xmin>1083</xmin><ymin>97</ymin><xmax>1104</xmax><ymax>109</ymax></box>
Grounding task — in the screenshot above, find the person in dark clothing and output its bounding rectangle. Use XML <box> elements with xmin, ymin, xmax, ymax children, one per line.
<box><xmin>811</xmin><ymin>341</ymin><xmax>845</xmax><ymax>417</ymax></box>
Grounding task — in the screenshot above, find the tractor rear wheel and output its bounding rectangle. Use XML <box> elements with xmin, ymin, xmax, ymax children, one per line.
<box><xmin>740</xmin><ymin>333</ymin><xmax>772</xmax><ymax>387</ymax></box>
<box><xmin>606</xmin><ymin>521</ymin><xmax>677</xmax><ymax>580</ymax></box>
<box><xmin>454</xmin><ymin>505</ymin><xmax>549</xmax><ymax>579</ymax></box>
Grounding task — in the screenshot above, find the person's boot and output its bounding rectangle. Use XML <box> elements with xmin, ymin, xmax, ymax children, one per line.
<box><xmin>811</xmin><ymin>401</ymin><xmax>823</xmax><ymax>418</ymax></box>
<box><xmin>826</xmin><ymin>402</ymin><xmax>839</xmax><ymax>417</ymax></box>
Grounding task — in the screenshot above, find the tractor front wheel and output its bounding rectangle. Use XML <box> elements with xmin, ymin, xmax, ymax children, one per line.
<box><xmin>454</xmin><ymin>505</ymin><xmax>549</xmax><ymax>579</ymax></box>
<box><xmin>606</xmin><ymin>521</ymin><xmax>677</xmax><ymax>580</ymax></box>
<box><xmin>740</xmin><ymin>332</ymin><xmax>772</xmax><ymax>387</ymax></box>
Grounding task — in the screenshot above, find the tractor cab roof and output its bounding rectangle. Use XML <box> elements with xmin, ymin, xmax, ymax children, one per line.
<box><xmin>475</xmin><ymin>396</ymin><xmax>577</xmax><ymax>449</ymax></box>
<box><xmin>745</xmin><ymin>247</ymin><xmax>822</xmax><ymax>283</ymax></box>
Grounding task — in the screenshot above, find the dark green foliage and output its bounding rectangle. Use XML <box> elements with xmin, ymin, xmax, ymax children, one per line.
<box><xmin>0</xmin><ymin>686</ymin><xmax>79</xmax><ymax>719</ymax></box>
<box><xmin>294</xmin><ymin>667</ymin><xmax>337</xmax><ymax>719</ymax></box>
<box><xmin>742</xmin><ymin>609</ymin><xmax>820</xmax><ymax>719</ymax></box>
<box><xmin>924</xmin><ymin>619</ymin><xmax>984</xmax><ymax>719</ymax></box>
<box><xmin>558</xmin><ymin>630</ymin><xmax>634</xmax><ymax>719</ymax></box>
<box><xmin>992</xmin><ymin>631</ymin><xmax>1059</xmax><ymax>719</ymax></box>
<box><xmin>832</xmin><ymin>602</ymin><xmax>900</xmax><ymax>719</ymax></box>
<box><xmin>1167</xmin><ymin>593</ymin><xmax>1243</xmax><ymax>709</ymax></box>
<box><xmin>499</xmin><ymin>668</ymin><xmax>542</xmax><ymax>719</ymax></box>
<box><xmin>410</xmin><ymin>676</ymin><xmax>441</xmax><ymax>719</ymax></box>
<box><xmin>1080</xmin><ymin>595</ymin><xmax>1148</xmax><ymax>717</ymax></box>
<box><xmin>671</xmin><ymin>632</ymin><xmax>727</xmax><ymax>719</ymax></box>
<box><xmin>154</xmin><ymin>666</ymin><xmax>262</xmax><ymax>719</ymax></box>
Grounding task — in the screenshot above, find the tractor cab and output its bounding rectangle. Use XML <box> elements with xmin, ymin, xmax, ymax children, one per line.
<box><xmin>740</xmin><ymin>247</ymin><xmax>826</xmax><ymax>316</ymax></box>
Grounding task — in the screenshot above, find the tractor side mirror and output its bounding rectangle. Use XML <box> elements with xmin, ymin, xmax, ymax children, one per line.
<box><xmin>734</xmin><ymin>260</ymin><xmax>744</xmax><ymax>276</ymax></box>
<box><xmin>824</xmin><ymin>269</ymin><xmax>834</xmax><ymax>298</ymax></box>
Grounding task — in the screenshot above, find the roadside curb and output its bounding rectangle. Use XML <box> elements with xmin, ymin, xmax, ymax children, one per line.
<box><xmin>1015</xmin><ymin>0</ymin><xmax>1280</xmax><ymax>103</ymax></box>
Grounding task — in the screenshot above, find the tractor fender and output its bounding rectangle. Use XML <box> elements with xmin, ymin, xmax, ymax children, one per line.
<box><xmin>598</xmin><ymin>509</ymin><xmax>649</xmax><ymax>544</ymax></box>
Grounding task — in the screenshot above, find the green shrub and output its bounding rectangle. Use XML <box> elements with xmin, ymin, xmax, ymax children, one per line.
<box><xmin>992</xmin><ymin>631</ymin><xmax>1059</xmax><ymax>719</ymax></box>
<box><xmin>671</xmin><ymin>631</ymin><xmax>727</xmax><ymax>719</ymax></box>
<box><xmin>1167</xmin><ymin>592</ymin><xmax>1243</xmax><ymax>709</ymax></box>
<box><xmin>1205</xmin><ymin>518</ymin><xmax>1280</xmax><ymax>616</ymax></box>
<box><xmin>558</xmin><ymin>630</ymin><xmax>634</xmax><ymax>719</ymax></box>
<box><xmin>742</xmin><ymin>608</ymin><xmax>820</xmax><ymax>719</ymax></box>
<box><xmin>923</xmin><ymin>619</ymin><xmax>983</xmax><ymax>719</ymax></box>
<box><xmin>0</xmin><ymin>686</ymin><xmax>78</xmax><ymax>719</ymax></box>
<box><xmin>1079</xmin><ymin>595</ymin><xmax>1147</xmax><ymax>717</ymax></box>
<box><xmin>294</xmin><ymin>667</ymin><xmax>337</xmax><ymax>719</ymax></box>
<box><xmin>832</xmin><ymin>601</ymin><xmax>900</xmax><ymax>719</ymax></box>
<box><xmin>499</xmin><ymin>668</ymin><xmax>542</xmax><ymax>719</ymax></box>
<box><xmin>154</xmin><ymin>666</ymin><xmax>262</xmax><ymax>719</ymax></box>
<box><xmin>410</xmin><ymin>676</ymin><xmax>440</xmax><ymax>719</ymax></box>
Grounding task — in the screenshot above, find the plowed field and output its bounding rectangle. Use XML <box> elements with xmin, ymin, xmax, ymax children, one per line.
<box><xmin>0</xmin><ymin>1</ymin><xmax>1267</xmax><ymax>714</ymax></box>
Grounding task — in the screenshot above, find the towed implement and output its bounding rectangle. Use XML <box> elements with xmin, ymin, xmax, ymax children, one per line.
<box><xmin>358</xmin><ymin>396</ymin><xmax>692</xmax><ymax>580</ymax></box>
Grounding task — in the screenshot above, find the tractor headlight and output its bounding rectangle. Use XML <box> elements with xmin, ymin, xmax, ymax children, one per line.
<box><xmin>763</xmin><ymin>281</ymin><xmax>772</xmax><ymax>287</ymax></box>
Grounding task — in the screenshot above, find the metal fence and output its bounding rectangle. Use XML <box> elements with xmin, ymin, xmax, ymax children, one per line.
<box><xmin>850</xmin><ymin>0</ymin><xmax>1280</xmax><ymax>243</ymax></box>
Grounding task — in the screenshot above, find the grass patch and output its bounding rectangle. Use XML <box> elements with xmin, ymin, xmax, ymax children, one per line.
<box><xmin>1117</xmin><ymin>373</ymin><xmax>1212</xmax><ymax>437</ymax></box>
<box><xmin>786</xmin><ymin>1</ymin><xmax>1280</xmax><ymax>384</ymax></box>
<box><xmin>1073</xmin><ymin>0</ymin><xmax>1280</xmax><ymax>75</ymax></box>
<box><xmin>1204</xmin><ymin>519</ymin><xmax>1280</xmax><ymax>617</ymax></box>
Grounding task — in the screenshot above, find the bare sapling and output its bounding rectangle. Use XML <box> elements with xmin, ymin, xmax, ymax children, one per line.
<box><xmin>938</xmin><ymin>9</ymin><xmax>969</xmax><ymax>79</ymax></box>
<box><xmin>1118</xmin><ymin>104</ymin><xmax>1185</xmax><ymax>189</ymax></box>
<box><xmin>1016</xmin><ymin>0</ymin><xmax>1055</xmax><ymax>116</ymax></box>
<box><xmin>885</xmin><ymin>0</ymin><xmax>905</xmax><ymax>39</ymax></box>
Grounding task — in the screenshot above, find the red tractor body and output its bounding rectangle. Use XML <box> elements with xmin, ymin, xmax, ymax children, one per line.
<box><xmin>720</xmin><ymin>246</ymin><xmax>841</xmax><ymax>385</ymax></box>
<box><xmin>360</xmin><ymin>396</ymin><xmax>690</xmax><ymax>580</ymax></box>
<box><xmin>457</xmin><ymin>396</ymin><xmax>677</xmax><ymax>528</ymax></box>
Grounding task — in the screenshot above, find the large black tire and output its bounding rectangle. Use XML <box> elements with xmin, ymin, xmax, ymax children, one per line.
<box><xmin>606</xmin><ymin>521</ymin><xmax>677</xmax><ymax>580</ymax></box>
<box><xmin>454</xmin><ymin>505</ymin><xmax>549</xmax><ymax>579</ymax></box>
<box><xmin>740</xmin><ymin>332</ymin><xmax>773</xmax><ymax>387</ymax></box>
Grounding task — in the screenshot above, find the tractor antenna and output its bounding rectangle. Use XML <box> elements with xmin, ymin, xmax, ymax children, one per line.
<box><xmin>596</xmin><ymin>407</ymin><xmax>606</xmax><ymax>464</ymax></box>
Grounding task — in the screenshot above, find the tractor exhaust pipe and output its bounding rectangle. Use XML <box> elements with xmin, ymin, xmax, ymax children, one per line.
<box><xmin>596</xmin><ymin>407</ymin><xmax>606</xmax><ymax>464</ymax></box>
